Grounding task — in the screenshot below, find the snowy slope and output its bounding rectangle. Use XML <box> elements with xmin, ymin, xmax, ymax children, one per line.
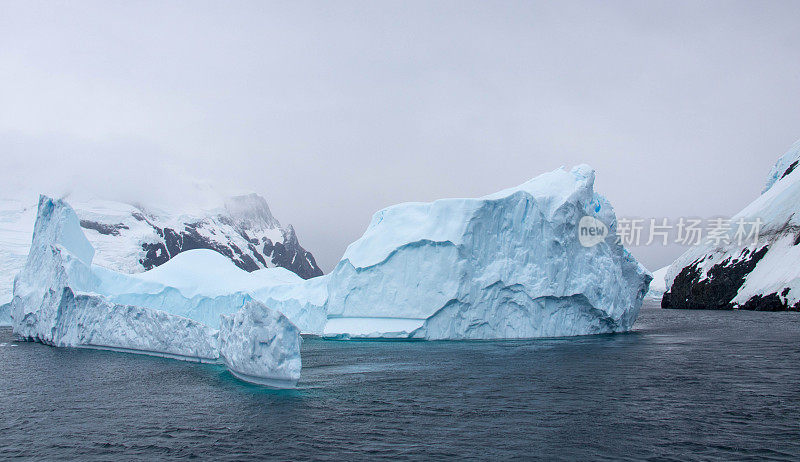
<box><xmin>10</xmin><ymin>196</ymin><xmax>302</xmax><ymax>387</ymax></box>
<box><xmin>645</xmin><ymin>266</ymin><xmax>668</xmax><ymax>300</ymax></box>
<box><xmin>663</xmin><ymin>139</ymin><xmax>800</xmax><ymax>310</ymax></box>
<box><xmin>0</xmin><ymin>193</ymin><xmax>322</xmax><ymax>306</ymax></box>
<box><xmin>265</xmin><ymin>164</ymin><xmax>652</xmax><ymax>339</ymax></box>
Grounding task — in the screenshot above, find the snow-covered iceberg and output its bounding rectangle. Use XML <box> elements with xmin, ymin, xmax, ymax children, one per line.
<box><xmin>10</xmin><ymin>196</ymin><xmax>301</xmax><ymax>386</ymax></box>
<box><xmin>663</xmin><ymin>139</ymin><xmax>800</xmax><ymax>311</ymax></box>
<box><xmin>267</xmin><ymin>164</ymin><xmax>651</xmax><ymax>339</ymax></box>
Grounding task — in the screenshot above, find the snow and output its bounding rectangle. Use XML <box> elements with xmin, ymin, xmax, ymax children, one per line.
<box><xmin>645</xmin><ymin>266</ymin><xmax>668</xmax><ymax>299</ymax></box>
<box><xmin>102</xmin><ymin>250</ymin><xmax>272</xmax><ymax>298</ymax></box>
<box><xmin>267</xmin><ymin>164</ymin><xmax>651</xmax><ymax>339</ymax></box>
<box><xmin>666</xmin><ymin>138</ymin><xmax>800</xmax><ymax>309</ymax></box>
<box><xmin>731</xmin><ymin>233</ymin><xmax>800</xmax><ymax>306</ymax></box>
<box><xmin>10</xmin><ymin>196</ymin><xmax>301</xmax><ymax>387</ymax></box>
<box><xmin>762</xmin><ymin>139</ymin><xmax>800</xmax><ymax>193</ymax></box>
<box><xmin>222</xmin><ymin>193</ymin><xmax>281</xmax><ymax>231</ymax></box>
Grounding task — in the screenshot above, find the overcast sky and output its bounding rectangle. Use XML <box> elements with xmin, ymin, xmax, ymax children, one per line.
<box><xmin>1</xmin><ymin>1</ymin><xmax>799</xmax><ymax>272</ymax></box>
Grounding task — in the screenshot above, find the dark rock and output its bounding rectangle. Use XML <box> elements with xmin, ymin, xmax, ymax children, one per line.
<box><xmin>137</xmin><ymin>221</ymin><xmax>323</xmax><ymax>278</ymax></box>
<box><xmin>79</xmin><ymin>220</ymin><xmax>129</xmax><ymax>236</ymax></box>
<box><xmin>662</xmin><ymin>246</ymin><xmax>769</xmax><ymax>310</ymax></box>
<box><xmin>781</xmin><ymin>160</ymin><xmax>798</xmax><ymax>180</ymax></box>
<box><xmin>739</xmin><ymin>293</ymin><xmax>787</xmax><ymax>311</ymax></box>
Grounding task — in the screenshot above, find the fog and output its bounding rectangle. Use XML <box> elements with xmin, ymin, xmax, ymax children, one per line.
<box><xmin>2</xmin><ymin>1</ymin><xmax>799</xmax><ymax>271</ymax></box>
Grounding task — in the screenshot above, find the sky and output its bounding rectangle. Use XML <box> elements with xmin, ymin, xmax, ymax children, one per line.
<box><xmin>1</xmin><ymin>0</ymin><xmax>799</xmax><ymax>272</ymax></box>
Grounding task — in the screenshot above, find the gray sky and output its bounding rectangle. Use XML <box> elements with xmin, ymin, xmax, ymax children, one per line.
<box><xmin>1</xmin><ymin>0</ymin><xmax>799</xmax><ymax>272</ymax></box>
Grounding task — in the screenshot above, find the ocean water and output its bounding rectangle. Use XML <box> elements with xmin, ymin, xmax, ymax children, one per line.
<box><xmin>1</xmin><ymin>301</ymin><xmax>799</xmax><ymax>461</ymax></box>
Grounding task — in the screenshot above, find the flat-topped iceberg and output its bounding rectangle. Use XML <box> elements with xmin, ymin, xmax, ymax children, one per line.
<box><xmin>268</xmin><ymin>164</ymin><xmax>651</xmax><ymax>339</ymax></box>
<box><xmin>10</xmin><ymin>196</ymin><xmax>301</xmax><ymax>387</ymax></box>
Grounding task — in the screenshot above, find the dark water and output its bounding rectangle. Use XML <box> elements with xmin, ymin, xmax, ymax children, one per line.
<box><xmin>1</xmin><ymin>301</ymin><xmax>799</xmax><ymax>461</ymax></box>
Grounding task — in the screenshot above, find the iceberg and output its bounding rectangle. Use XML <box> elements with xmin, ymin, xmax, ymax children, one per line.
<box><xmin>10</xmin><ymin>196</ymin><xmax>301</xmax><ymax>386</ymax></box>
<box><xmin>267</xmin><ymin>164</ymin><xmax>651</xmax><ymax>339</ymax></box>
<box><xmin>11</xmin><ymin>163</ymin><xmax>650</xmax><ymax>347</ymax></box>
<box><xmin>219</xmin><ymin>300</ymin><xmax>302</xmax><ymax>387</ymax></box>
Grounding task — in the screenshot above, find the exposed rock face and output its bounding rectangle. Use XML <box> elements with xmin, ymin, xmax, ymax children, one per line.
<box><xmin>662</xmin><ymin>247</ymin><xmax>769</xmax><ymax>310</ymax></box>
<box><xmin>663</xmin><ymin>139</ymin><xmax>800</xmax><ymax>311</ymax></box>
<box><xmin>116</xmin><ymin>194</ymin><xmax>322</xmax><ymax>279</ymax></box>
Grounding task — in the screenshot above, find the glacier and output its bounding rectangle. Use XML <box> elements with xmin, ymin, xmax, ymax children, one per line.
<box><xmin>10</xmin><ymin>196</ymin><xmax>302</xmax><ymax>387</ymax></box>
<box><xmin>663</xmin><ymin>138</ymin><xmax>800</xmax><ymax>311</ymax></box>
<box><xmin>266</xmin><ymin>164</ymin><xmax>651</xmax><ymax>339</ymax></box>
<box><xmin>645</xmin><ymin>266</ymin><xmax>668</xmax><ymax>300</ymax></box>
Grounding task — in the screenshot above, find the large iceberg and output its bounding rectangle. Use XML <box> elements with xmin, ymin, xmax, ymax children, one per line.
<box><xmin>267</xmin><ymin>164</ymin><xmax>651</xmax><ymax>339</ymax></box>
<box><xmin>10</xmin><ymin>196</ymin><xmax>301</xmax><ymax>387</ymax></box>
<box><xmin>663</xmin><ymin>139</ymin><xmax>800</xmax><ymax>311</ymax></box>
<box><xmin>11</xmin><ymin>164</ymin><xmax>650</xmax><ymax>347</ymax></box>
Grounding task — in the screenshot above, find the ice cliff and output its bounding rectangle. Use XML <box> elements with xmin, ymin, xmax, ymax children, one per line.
<box><xmin>10</xmin><ymin>196</ymin><xmax>302</xmax><ymax>387</ymax></box>
<box><xmin>219</xmin><ymin>300</ymin><xmax>302</xmax><ymax>387</ymax></box>
<box><xmin>267</xmin><ymin>165</ymin><xmax>651</xmax><ymax>339</ymax></box>
<box><xmin>663</xmin><ymin>139</ymin><xmax>800</xmax><ymax>311</ymax></box>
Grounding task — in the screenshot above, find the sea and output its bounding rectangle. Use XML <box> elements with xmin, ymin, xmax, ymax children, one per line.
<box><xmin>1</xmin><ymin>300</ymin><xmax>798</xmax><ymax>461</ymax></box>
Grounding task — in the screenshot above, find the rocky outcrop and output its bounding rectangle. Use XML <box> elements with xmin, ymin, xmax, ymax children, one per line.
<box><xmin>663</xmin><ymin>139</ymin><xmax>800</xmax><ymax>311</ymax></box>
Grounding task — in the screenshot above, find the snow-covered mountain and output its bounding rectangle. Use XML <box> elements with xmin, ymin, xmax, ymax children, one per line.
<box><xmin>662</xmin><ymin>139</ymin><xmax>800</xmax><ymax>311</ymax></box>
<box><xmin>0</xmin><ymin>194</ymin><xmax>323</xmax><ymax>304</ymax></box>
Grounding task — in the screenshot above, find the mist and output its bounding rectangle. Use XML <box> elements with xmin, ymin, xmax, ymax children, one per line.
<box><xmin>2</xmin><ymin>0</ymin><xmax>799</xmax><ymax>271</ymax></box>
